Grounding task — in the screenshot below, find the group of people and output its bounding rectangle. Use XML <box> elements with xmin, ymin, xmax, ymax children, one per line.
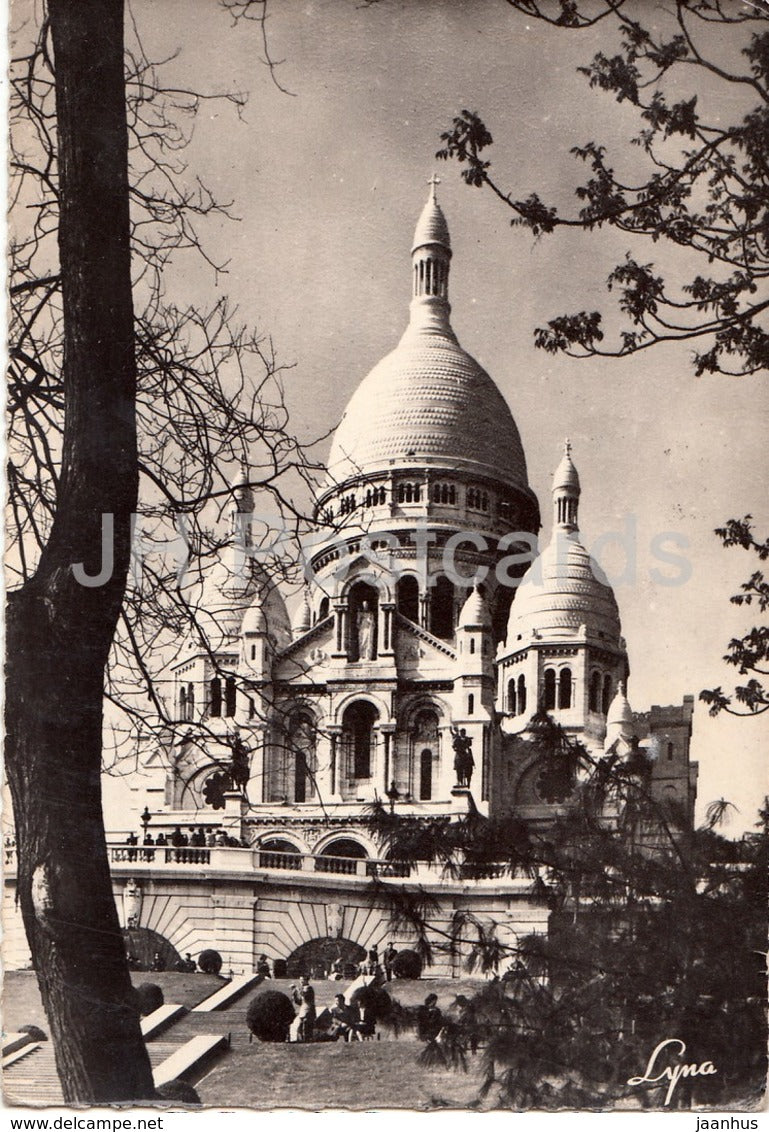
<box><xmin>123</xmin><ymin>825</ymin><xmax>245</xmax><ymax>862</ymax></box>
<box><xmin>287</xmin><ymin>976</ymin><xmax>377</xmax><ymax>1043</ymax></box>
<box><xmin>416</xmin><ymin>992</ymin><xmax>479</xmax><ymax>1053</ymax></box>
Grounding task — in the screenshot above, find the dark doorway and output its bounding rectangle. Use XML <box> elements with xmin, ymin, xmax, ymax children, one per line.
<box><xmin>430</xmin><ymin>575</ymin><xmax>455</xmax><ymax>639</ymax></box>
<box><xmin>286</xmin><ymin>936</ymin><xmax>366</xmax><ymax>980</ymax></box>
<box><xmin>397</xmin><ymin>575</ymin><xmax>420</xmax><ymax>623</ymax></box>
<box><xmin>419</xmin><ymin>748</ymin><xmax>433</xmax><ymax>800</ymax></box>
<box><xmin>343</xmin><ymin>701</ymin><xmax>378</xmax><ymax>780</ymax></box>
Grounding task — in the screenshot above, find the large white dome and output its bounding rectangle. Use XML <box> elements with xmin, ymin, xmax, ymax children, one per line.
<box><xmin>326</xmin><ymin>188</ymin><xmax>530</xmax><ymax>494</ymax></box>
<box><xmin>327</xmin><ymin>333</ymin><xmax>529</xmax><ymax>490</ymax></box>
<box><xmin>507</xmin><ymin>530</ymin><xmax>622</xmax><ymax>645</ymax></box>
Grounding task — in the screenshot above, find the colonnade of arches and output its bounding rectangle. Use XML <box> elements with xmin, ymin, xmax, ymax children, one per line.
<box><xmin>265</xmin><ymin>699</ymin><xmax>444</xmax><ymax>805</ymax></box>
<box><xmin>505</xmin><ymin>665</ymin><xmax>615</xmax><ymax>716</ymax></box>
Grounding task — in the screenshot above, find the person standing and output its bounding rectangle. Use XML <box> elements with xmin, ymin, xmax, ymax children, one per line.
<box><xmin>290</xmin><ymin>975</ymin><xmax>316</xmax><ymax>1042</ymax></box>
<box><xmin>383</xmin><ymin>942</ymin><xmax>397</xmax><ymax>981</ymax></box>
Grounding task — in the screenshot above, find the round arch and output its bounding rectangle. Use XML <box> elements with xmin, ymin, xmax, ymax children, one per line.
<box><xmin>286</xmin><ymin>937</ymin><xmax>366</xmax><ymax>980</ymax></box>
<box><xmin>332</xmin><ymin>689</ymin><xmax>391</xmax><ymax>726</ymax></box>
<box><xmin>123</xmin><ymin>926</ymin><xmax>182</xmax><ymax>972</ymax></box>
<box><xmin>254</xmin><ymin>830</ymin><xmax>309</xmax><ymax>854</ymax></box>
<box><xmin>311</xmin><ymin>829</ymin><xmax>378</xmax><ymax>858</ymax></box>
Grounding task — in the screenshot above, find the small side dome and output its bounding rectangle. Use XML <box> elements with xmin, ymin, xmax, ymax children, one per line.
<box><xmin>292</xmin><ymin>590</ymin><xmax>312</xmax><ymax>637</ymax></box>
<box><xmin>605</xmin><ymin>682</ymin><xmax>635</xmax><ymax>748</ymax></box>
<box><xmin>458</xmin><ymin>586</ymin><xmax>491</xmax><ymax>629</ymax></box>
<box><xmin>242</xmin><ymin>601</ymin><xmax>268</xmax><ymax>636</ymax></box>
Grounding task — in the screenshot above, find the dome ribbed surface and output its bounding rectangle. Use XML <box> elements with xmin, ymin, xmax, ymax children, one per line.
<box><xmin>328</xmin><ymin>336</ymin><xmax>529</xmax><ymax>489</ymax></box>
<box><xmin>196</xmin><ymin>550</ymin><xmax>291</xmax><ymax>648</ymax></box>
<box><xmin>412</xmin><ymin>195</ymin><xmax>451</xmax><ymax>251</ymax></box>
<box><xmin>458</xmin><ymin>586</ymin><xmax>491</xmax><ymax>629</ymax></box>
<box><xmin>507</xmin><ymin>532</ymin><xmax>621</xmax><ymax>644</ymax></box>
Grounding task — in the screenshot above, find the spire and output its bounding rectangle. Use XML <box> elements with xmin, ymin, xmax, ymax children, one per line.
<box><xmin>229</xmin><ymin>463</ymin><xmax>254</xmax><ymax>547</ymax></box>
<box><xmin>402</xmin><ymin>179</ymin><xmax>455</xmax><ymax>344</ymax></box>
<box><xmin>552</xmin><ymin>439</ymin><xmax>581</xmax><ymax>533</ymax></box>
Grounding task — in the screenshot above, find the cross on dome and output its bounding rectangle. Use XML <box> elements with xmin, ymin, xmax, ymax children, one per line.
<box><xmin>427</xmin><ymin>172</ymin><xmax>441</xmax><ymax>200</ymax></box>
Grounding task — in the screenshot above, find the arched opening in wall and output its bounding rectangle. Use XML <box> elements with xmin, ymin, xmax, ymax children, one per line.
<box><xmin>286</xmin><ymin>937</ymin><xmax>366</xmax><ymax>981</ymax></box>
<box><xmin>602</xmin><ymin>675</ymin><xmax>613</xmax><ymax>715</ymax></box>
<box><xmin>396</xmin><ymin>575</ymin><xmax>419</xmax><ymax>623</ymax></box>
<box><xmin>318</xmin><ymin>596</ymin><xmax>330</xmax><ymax>622</ymax></box>
<box><xmin>179</xmin><ymin>686</ymin><xmax>187</xmax><ymax>720</ymax></box>
<box><xmin>347</xmin><ymin>580</ymin><xmax>379</xmax><ymax>661</ymax></box>
<box><xmin>288</xmin><ymin>712</ymin><xmax>317</xmax><ymax>803</ymax></box>
<box><xmin>209</xmin><ymin>677</ymin><xmax>222</xmax><ymax>718</ymax></box>
<box><xmin>419</xmin><ymin>748</ymin><xmax>433</xmax><ymax>800</ymax></box>
<box><xmin>543</xmin><ymin>668</ymin><xmax>556</xmax><ymax>711</ymax></box>
<box><xmin>225</xmin><ymin>676</ymin><xmax>237</xmax><ymax>717</ymax></box>
<box><xmin>589</xmin><ymin>670</ymin><xmax>601</xmax><ymax>712</ymax></box>
<box><xmin>123</xmin><ymin>926</ymin><xmax>182</xmax><ymax>973</ymax></box>
<box><xmin>411</xmin><ymin>708</ymin><xmax>439</xmax><ymax>798</ymax></box>
<box><xmin>342</xmin><ymin>701</ymin><xmax>378</xmax><ymax>782</ymax></box>
<box><xmin>517</xmin><ymin>674</ymin><xmax>527</xmax><ymax>715</ymax></box>
<box><xmin>257</xmin><ymin>837</ymin><xmax>302</xmax><ymax>870</ymax></box>
<box><xmin>430</xmin><ymin>575</ymin><xmax>455</xmax><ymax>639</ymax></box>
<box><xmin>507</xmin><ymin>678</ymin><xmax>517</xmax><ymax>715</ymax></box>
<box><xmin>492</xmin><ymin>587</ymin><xmax>514</xmax><ymax>646</ymax></box>
<box><xmin>315</xmin><ymin>837</ymin><xmax>368</xmax><ymax>876</ymax></box>
<box><xmin>559</xmin><ymin>668</ymin><xmax>572</xmax><ymax>710</ymax></box>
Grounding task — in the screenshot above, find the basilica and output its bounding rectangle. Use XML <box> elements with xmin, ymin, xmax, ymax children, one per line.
<box><xmin>102</xmin><ymin>184</ymin><xmax>698</xmax><ymax>975</ymax></box>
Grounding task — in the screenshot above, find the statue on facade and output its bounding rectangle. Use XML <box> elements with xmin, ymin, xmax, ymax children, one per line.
<box><xmin>229</xmin><ymin>730</ymin><xmax>250</xmax><ymax>792</ymax></box>
<box><xmin>357</xmin><ymin>601</ymin><xmax>376</xmax><ymax>660</ymax></box>
<box><xmin>450</xmin><ymin>725</ymin><xmax>475</xmax><ymax>788</ymax></box>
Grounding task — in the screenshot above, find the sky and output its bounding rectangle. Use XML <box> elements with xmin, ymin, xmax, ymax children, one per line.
<box><xmin>110</xmin><ymin>0</ymin><xmax>766</xmax><ymax>832</ymax></box>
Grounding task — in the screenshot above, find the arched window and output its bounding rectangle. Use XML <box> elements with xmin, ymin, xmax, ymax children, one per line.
<box><xmin>667</xmin><ymin>742</ymin><xmax>674</xmax><ymax>761</ymax></box>
<box><xmin>430</xmin><ymin>575</ymin><xmax>455</xmax><ymax>639</ymax></box>
<box><xmin>365</xmin><ymin>488</ymin><xmax>372</xmax><ymax>507</ymax></box>
<box><xmin>210</xmin><ymin>678</ymin><xmax>222</xmax><ymax>718</ymax></box>
<box><xmin>396</xmin><ymin>575</ymin><xmax>419</xmax><ymax>623</ymax></box>
<box><xmin>558</xmin><ymin>668</ymin><xmax>572</xmax><ymax>710</ymax></box>
<box><xmin>589</xmin><ymin>670</ymin><xmax>601</xmax><ymax>713</ymax></box>
<box><xmin>186</xmin><ymin>683</ymin><xmax>195</xmax><ymax>721</ymax></box>
<box><xmin>318</xmin><ymin>596</ymin><xmax>330</xmax><ymax>621</ymax></box>
<box><xmin>343</xmin><ymin>701</ymin><xmax>378</xmax><ymax>780</ymax></box>
<box><xmin>543</xmin><ymin>668</ymin><xmax>556</xmax><ymax>711</ymax></box>
<box><xmin>518</xmin><ymin>674</ymin><xmax>527</xmax><ymax>715</ymax></box>
<box><xmin>225</xmin><ymin>676</ymin><xmax>237</xmax><ymax>718</ymax></box>
<box><xmin>507</xmin><ymin>678</ymin><xmax>517</xmax><ymax>715</ymax></box>
<box><xmin>468</xmin><ymin>693</ymin><xmax>475</xmax><ymax>715</ymax></box>
<box><xmin>289</xmin><ymin>712</ymin><xmax>316</xmax><ymax>803</ymax></box>
<box><xmin>470</xmin><ymin>638</ymin><xmax>476</xmax><ymax>654</ymax></box>
<box><xmin>602</xmin><ymin>674</ymin><xmax>612</xmax><ymax>715</ymax></box>
<box><xmin>419</xmin><ymin>748</ymin><xmax>433</xmax><ymax>801</ymax></box>
<box><xmin>179</xmin><ymin>686</ymin><xmax>187</xmax><ymax>720</ymax></box>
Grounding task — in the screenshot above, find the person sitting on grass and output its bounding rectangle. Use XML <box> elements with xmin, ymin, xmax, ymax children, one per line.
<box><xmin>328</xmin><ymin>994</ymin><xmax>357</xmax><ymax>1041</ymax></box>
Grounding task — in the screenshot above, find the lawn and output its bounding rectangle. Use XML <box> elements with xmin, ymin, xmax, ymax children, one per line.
<box><xmin>2</xmin><ymin>972</ymin><xmax>494</xmax><ymax>1110</ymax></box>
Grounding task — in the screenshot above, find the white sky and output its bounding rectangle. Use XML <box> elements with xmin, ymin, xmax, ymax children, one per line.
<box><xmin>88</xmin><ymin>0</ymin><xmax>769</xmax><ymax>832</ymax></box>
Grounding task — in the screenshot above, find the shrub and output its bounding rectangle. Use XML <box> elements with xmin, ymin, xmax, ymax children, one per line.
<box><xmin>18</xmin><ymin>1024</ymin><xmax>47</xmax><ymax>1042</ymax></box>
<box><xmin>391</xmin><ymin>949</ymin><xmax>422</xmax><ymax>979</ymax></box>
<box><xmin>135</xmin><ymin>983</ymin><xmax>164</xmax><ymax>1017</ymax></box>
<box><xmin>246</xmin><ymin>990</ymin><xmax>295</xmax><ymax>1042</ymax></box>
<box><xmin>155</xmin><ymin>1079</ymin><xmax>201</xmax><ymax>1104</ymax></box>
<box><xmin>198</xmin><ymin>949</ymin><xmax>223</xmax><ymax>975</ymax></box>
<box><xmin>350</xmin><ymin>984</ymin><xmax>393</xmax><ymax>1025</ymax></box>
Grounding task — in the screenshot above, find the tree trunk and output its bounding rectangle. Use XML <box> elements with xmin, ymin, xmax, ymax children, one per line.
<box><xmin>4</xmin><ymin>0</ymin><xmax>155</xmax><ymax>1103</ymax></box>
